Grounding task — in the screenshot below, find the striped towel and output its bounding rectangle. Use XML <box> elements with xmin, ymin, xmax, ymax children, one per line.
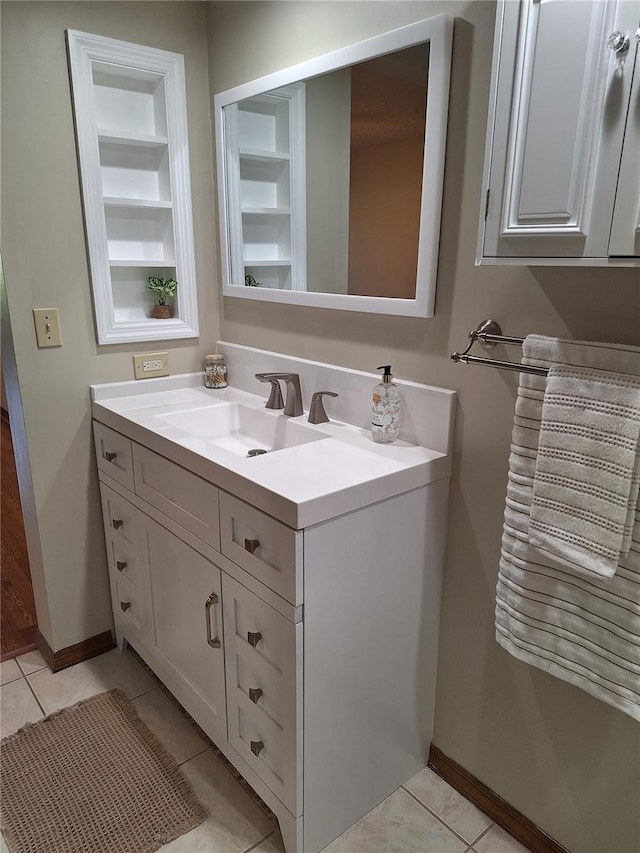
<box><xmin>529</xmin><ymin>364</ymin><xmax>640</xmax><ymax>577</ymax></box>
<box><xmin>496</xmin><ymin>335</ymin><xmax>640</xmax><ymax>720</ymax></box>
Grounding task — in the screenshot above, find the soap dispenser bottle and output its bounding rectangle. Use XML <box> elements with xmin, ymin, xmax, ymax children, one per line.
<box><xmin>371</xmin><ymin>365</ymin><xmax>400</xmax><ymax>444</ymax></box>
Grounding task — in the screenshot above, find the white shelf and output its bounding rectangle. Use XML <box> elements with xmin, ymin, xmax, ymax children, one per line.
<box><xmin>98</xmin><ymin>130</ymin><xmax>169</xmax><ymax>147</ymax></box>
<box><xmin>67</xmin><ymin>30</ymin><xmax>199</xmax><ymax>344</ymax></box>
<box><xmin>240</xmin><ymin>148</ymin><xmax>291</xmax><ymax>162</ymax></box>
<box><xmin>104</xmin><ymin>197</ymin><xmax>173</xmax><ymax>209</ymax></box>
<box><xmin>242</xmin><ymin>207</ymin><xmax>290</xmax><ymax>215</ymax></box>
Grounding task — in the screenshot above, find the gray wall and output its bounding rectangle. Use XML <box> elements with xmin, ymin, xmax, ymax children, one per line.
<box><xmin>2</xmin><ymin>2</ymin><xmax>639</xmax><ymax>852</ymax></box>
<box><xmin>1</xmin><ymin>1</ymin><xmax>220</xmax><ymax>650</ymax></box>
<box><xmin>206</xmin><ymin>3</ymin><xmax>640</xmax><ymax>853</ymax></box>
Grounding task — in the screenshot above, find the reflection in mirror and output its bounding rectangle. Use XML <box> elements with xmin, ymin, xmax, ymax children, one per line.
<box><xmin>215</xmin><ymin>15</ymin><xmax>452</xmax><ymax>317</ymax></box>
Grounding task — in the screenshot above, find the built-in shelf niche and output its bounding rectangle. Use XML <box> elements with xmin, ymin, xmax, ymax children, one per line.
<box><xmin>67</xmin><ymin>31</ymin><xmax>198</xmax><ymax>344</ymax></box>
<box><xmin>224</xmin><ymin>83</ymin><xmax>305</xmax><ymax>291</ymax></box>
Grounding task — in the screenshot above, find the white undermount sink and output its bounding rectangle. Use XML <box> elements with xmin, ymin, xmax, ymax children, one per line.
<box><xmin>155</xmin><ymin>402</ymin><xmax>329</xmax><ymax>457</ymax></box>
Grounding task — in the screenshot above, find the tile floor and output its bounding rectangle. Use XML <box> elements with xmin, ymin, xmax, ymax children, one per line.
<box><xmin>1</xmin><ymin>648</ymin><xmax>531</xmax><ymax>853</ymax></box>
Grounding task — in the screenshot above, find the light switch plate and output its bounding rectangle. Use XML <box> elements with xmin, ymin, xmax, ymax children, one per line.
<box><xmin>33</xmin><ymin>308</ymin><xmax>62</xmax><ymax>348</ymax></box>
<box><xmin>133</xmin><ymin>352</ymin><xmax>169</xmax><ymax>380</ymax></box>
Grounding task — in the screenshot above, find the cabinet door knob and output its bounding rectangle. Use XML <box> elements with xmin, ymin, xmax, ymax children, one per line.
<box><xmin>607</xmin><ymin>31</ymin><xmax>630</xmax><ymax>53</ymax></box>
<box><xmin>104</xmin><ymin>451</ymin><xmax>118</xmax><ymax>462</ymax></box>
<box><xmin>120</xmin><ymin>601</ymin><xmax>131</xmax><ymax>612</ymax></box>
<box><xmin>249</xmin><ymin>687</ymin><xmax>263</xmax><ymax>704</ymax></box>
<box><xmin>244</xmin><ymin>538</ymin><xmax>260</xmax><ymax>554</ymax></box>
<box><xmin>250</xmin><ymin>740</ymin><xmax>264</xmax><ymax>757</ymax></box>
<box><xmin>247</xmin><ymin>631</ymin><xmax>262</xmax><ymax>648</ymax></box>
<box><xmin>116</xmin><ymin>561</ymin><xmax>127</xmax><ymax>572</ymax></box>
<box><xmin>112</xmin><ymin>519</ymin><xmax>123</xmax><ymax>530</ymax></box>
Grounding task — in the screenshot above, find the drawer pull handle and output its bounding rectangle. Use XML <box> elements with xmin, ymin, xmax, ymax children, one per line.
<box><xmin>249</xmin><ymin>687</ymin><xmax>263</xmax><ymax>704</ymax></box>
<box><xmin>244</xmin><ymin>538</ymin><xmax>260</xmax><ymax>554</ymax></box>
<box><xmin>120</xmin><ymin>601</ymin><xmax>131</xmax><ymax>612</ymax></box>
<box><xmin>105</xmin><ymin>451</ymin><xmax>118</xmax><ymax>462</ymax></box>
<box><xmin>205</xmin><ymin>592</ymin><xmax>221</xmax><ymax>649</ymax></box>
<box><xmin>112</xmin><ymin>519</ymin><xmax>124</xmax><ymax>530</ymax></box>
<box><xmin>250</xmin><ymin>740</ymin><xmax>264</xmax><ymax>757</ymax></box>
<box><xmin>247</xmin><ymin>631</ymin><xmax>262</xmax><ymax>648</ymax></box>
<box><xmin>116</xmin><ymin>561</ymin><xmax>127</xmax><ymax>572</ymax></box>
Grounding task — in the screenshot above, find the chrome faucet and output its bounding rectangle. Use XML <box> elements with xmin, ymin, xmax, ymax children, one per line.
<box><xmin>256</xmin><ymin>373</ymin><xmax>303</xmax><ymax>417</ymax></box>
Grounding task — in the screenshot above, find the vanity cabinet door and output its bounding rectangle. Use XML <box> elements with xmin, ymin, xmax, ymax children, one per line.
<box><xmin>222</xmin><ymin>574</ymin><xmax>303</xmax><ymax>816</ymax></box>
<box><xmin>143</xmin><ymin>513</ymin><xmax>227</xmax><ymax>740</ymax></box>
<box><xmin>479</xmin><ymin>0</ymin><xmax>640</xmax><ymax>264</ymax></box>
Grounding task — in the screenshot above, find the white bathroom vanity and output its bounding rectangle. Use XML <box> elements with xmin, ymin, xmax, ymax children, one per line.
<box><xmin>91</xmin><ymin>345</ymin><xmax>455</xmax><ymax>853</ymax></box>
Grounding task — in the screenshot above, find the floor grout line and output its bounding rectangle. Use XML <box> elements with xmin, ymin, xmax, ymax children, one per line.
<box><xmin>176</xmin><ymin>744</ymin><xmax>210</xmax><ymax>767</ymax></box>
<box><xmin>244</xmin><ymin>829</ymin><xmax>277</xmax><ymax>852</ymax></box>
<box><xmin>401</xmin><ymin>784</ymin><xmax>479</xmax><ymax>847</ymax></box>
<box><xmin>24</xmin><ymin>672</ymin><xmax>46</xmax><ymax>717</ymax></box>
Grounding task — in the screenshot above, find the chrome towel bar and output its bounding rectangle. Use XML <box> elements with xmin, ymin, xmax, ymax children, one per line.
<box><xmin>451</xmin><ymin>319</ymin><xmax>549</xmax><ymax>376</ymax></box>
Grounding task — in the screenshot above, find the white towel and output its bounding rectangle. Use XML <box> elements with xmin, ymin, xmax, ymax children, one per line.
<box><xmin>496</xmin><ymin>335</ymin><xmax>640</xmax><ymax>721</ymax></box>
<box><xmin>529</xmin><ymin>363</ymin><xmax>640</xmax><ymax>577</ymax></box>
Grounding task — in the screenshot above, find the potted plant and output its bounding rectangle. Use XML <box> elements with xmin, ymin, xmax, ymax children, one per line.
<box><xmin>148</xmin><ymin>276</ymin><xmax>178</xmax><ymax>318</ymax></box>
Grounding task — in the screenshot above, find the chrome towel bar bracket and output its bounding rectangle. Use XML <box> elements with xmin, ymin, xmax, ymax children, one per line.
<box><xmin>451</xmin><ymin>319</ymin><xmax>549</xmax><ymax>376</ymax></box>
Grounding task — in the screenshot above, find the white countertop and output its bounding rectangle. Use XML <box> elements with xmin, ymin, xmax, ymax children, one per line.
<box><xmin>91</xmin><ymin>358</ymin><xmax>454</xmax><ymax>529</ymax></box>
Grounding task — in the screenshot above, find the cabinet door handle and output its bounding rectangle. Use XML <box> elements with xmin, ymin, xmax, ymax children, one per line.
<box><xmin>205</xmin><ymin>592</ymin><xmax>221</xmax><ymax>648</ymax></box>
<box><xmin>250</xmin><ymin>740</ymin><xmax>264</xmax><ymax>757</ymax></box>
<box><xmin>120</xmin><ymin>601</ymin><xmax>131</xmax><ymax>612</ymax></box>
<box><xmin>249</xmin><ymin>687</ymin><xmax>263</xmax><ymax>704</ymax></box>
<box><xmin>104</xmin><ymin>451</ymin><xmax>118</xmax><ymax>462</ymax></box>
<box><xmin>247</xmin><ymin>631</ymin><xmax>262</xmax><ymax>648</ymax></box>
<box><xmin>112</xmin><ymin>519</ymin><xmax>123</xmax><ymax>530</ymax></box>
<box><xmin>116</xmin><ymin>561</ymin><xmax>127</xmax><ymax>572</ymax></box>
<box><xmin>244</xmin><ymin>538</ymin><xmax>260</xmax><ymax>554</ymax></box>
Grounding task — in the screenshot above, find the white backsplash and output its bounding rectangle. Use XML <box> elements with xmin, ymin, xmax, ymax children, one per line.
<box><xmin>217</xmin><ymin>342</ymin><xmax>456</xmax><ymax>455</ymax></box>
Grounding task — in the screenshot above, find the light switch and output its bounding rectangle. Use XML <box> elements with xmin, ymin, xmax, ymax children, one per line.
<box><xmin>33</xmin><ymin>308</ymin><xmax>62</xmax><ymax>348</ymax></box>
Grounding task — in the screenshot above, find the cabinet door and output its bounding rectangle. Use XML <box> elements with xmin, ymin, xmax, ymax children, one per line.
<box><xmin>481</xmin><ymin>0</ymin><xmax>640</xmax><ymax>262</ymax></box>
<box><xmin>144</xmin><ymin>514</ymin><xmax>227</xmax><ymax>739</ymax></box>
<box><xmin>609</xmin><ymin>34</ymin><xmax>640</xmax><ymax>256</ymax></box>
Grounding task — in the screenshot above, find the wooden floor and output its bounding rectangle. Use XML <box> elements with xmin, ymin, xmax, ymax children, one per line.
<box><xmin>1</xmin><ymin>410</ymin><xmax>38</xmax><ymax>659</ymax></box>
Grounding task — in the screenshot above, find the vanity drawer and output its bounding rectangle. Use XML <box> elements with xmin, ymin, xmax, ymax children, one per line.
<box><xmin>100</xmin><ymin>483</ymin><xmax>139</xmax><ymax>550</ymax></box>
<box><xmin>111</xmin><ymin>571</ymin><xmax>151</xmax><ymax>642</ymax></box>
<box><xmin>222</xmin><ymin>574</ymin><xmax>302</xmax><ymax>815</ymax></box>
<box><xmin>219</xmin><ymin>492</ymin><xmax>302</xmax><ymax>605</ymax></box>
<box><xmin>94</xmin><ymin>422</ymin><xmax>134</xmax><ymax>490</ymax></box>
<box><xmin>105</xmin><ymin>531</ymin><xmax>146</xmax><ymax>590</ymax></box>
<box><xmin>133</xmin><ymin>444</ymin><xmax>220</xmax><ymax>549</ymax></box>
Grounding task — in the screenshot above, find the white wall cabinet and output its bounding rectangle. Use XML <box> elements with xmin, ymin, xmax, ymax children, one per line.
<box><xmin>67</xmin><ymin>31</ymin><xmax>199</xmax><ymax>343</ymax></box>
<box><xmin>223</xmin><ymin>84</ymin><xmax>306</xmax><ymax>291</ymax></box>
<box><xmin>94</xmin><ymin>419</ymin><xmax>447</xmax><ymax>853</ymax></box>
<box><xmin>478</xmin><ymin>0</ymin><xmax>640</xmax><ymax>265</ymax></box>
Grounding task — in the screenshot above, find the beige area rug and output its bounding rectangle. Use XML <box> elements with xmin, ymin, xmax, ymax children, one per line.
<box><xmin>0</xmin><ymin>688</ymin><xmax>208</xmax><ymax>853</ymax></box>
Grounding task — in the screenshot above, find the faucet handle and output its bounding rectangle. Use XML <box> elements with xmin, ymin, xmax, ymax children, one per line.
<box><xmin>255</xmin><ymin>374</ymin><xmax>284</xmax><ymax>410</ymax></box>
<box><xmin>308</xmin><ymin>391</ymin><xmax>338</xmax><ymax>424</ymax></box>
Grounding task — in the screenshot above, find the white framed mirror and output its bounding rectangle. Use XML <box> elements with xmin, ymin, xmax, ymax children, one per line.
<box><xmin>214</xmin><ymin>14</ymin><xmax>453</xmax><ymax>318</ymax></box>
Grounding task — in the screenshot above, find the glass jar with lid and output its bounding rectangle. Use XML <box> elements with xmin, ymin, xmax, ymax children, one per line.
<box><xmin>204</xmin><ymin>354</ymin><xmax>227</xmax><ymax>389</ymax></box>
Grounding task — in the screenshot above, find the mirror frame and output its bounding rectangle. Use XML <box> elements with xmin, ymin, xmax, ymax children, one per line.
<box><xmin>214</xmin><ymin>14</ymin><xmax>452</xmax><ymax>317</ymax></box>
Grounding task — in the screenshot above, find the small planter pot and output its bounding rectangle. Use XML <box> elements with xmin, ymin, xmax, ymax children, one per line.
<box><xmin>151</xmin><ymin>304</ymin><xmax>173</xmax><ymax>319</ymax></box>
